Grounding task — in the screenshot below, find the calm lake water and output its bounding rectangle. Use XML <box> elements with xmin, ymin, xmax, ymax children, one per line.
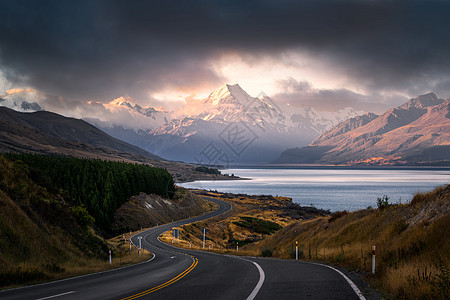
<box><xmin>179</xmin><ymin>167</ymin><xmax>450</xmax><ymax>212</ymax></box>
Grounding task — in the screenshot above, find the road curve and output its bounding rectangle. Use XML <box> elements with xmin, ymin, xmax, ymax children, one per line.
<box><xmin>0</xmin><ymin>196</ymin><xmax>366</xmax><ymax>300</ymax></box>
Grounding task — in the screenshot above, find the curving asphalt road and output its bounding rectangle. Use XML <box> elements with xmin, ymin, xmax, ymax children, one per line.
<box><xmin>1</xmin><ymin>197</ymin><xmax>367</xmax><ymax>300</ymax></box>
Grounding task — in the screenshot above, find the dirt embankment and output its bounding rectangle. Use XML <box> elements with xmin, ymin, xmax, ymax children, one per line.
<box><xmin>112</xmin><ymin>188</ymin><xmax>216</xmax><ymax>234</ymax></box>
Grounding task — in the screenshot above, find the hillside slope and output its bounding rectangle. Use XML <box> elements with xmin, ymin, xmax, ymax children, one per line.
<box><xmin>0</xmin><ymin>154</ymin><xmax>214</xmax><ymax>287</ymax></box>
<box><xmin>112</xmin><ymin>188</ymin><xmax>215</xmax><ymax>234</ymax></box>
<box><xmin>275</xmin><ymin>93</ymin><xmax>450</xmax><ymax>165</ymax></box>
<box><xmin>0</xmin><ymin>106</ymin><xmax>234</xmax><ymax>182</ymax></box>
<box><xmin>0</xmin><ymin>155</ymin><xmax>109</xmax><ymax>286</ymax></box>
<box><xmin>0</xmin><ymin>106</ymin><xmax>162</xmax><ymax>161</ymax></box>
<box><xmin>244</xmin><ymin>185</ymin><xmax>450</xmax><ymax>299</ymax></box>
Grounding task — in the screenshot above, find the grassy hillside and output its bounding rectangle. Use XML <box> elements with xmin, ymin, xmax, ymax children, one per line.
<box><xmin>112</xmin><ymin>188</ymin><xmax>215</xmax><ymax>234</ymax></box>
<box><xmin>0</xmin><ymin>154</ymin><xmax>208</xmax><ymax>288</ymax></box>
<box><xmin>5</xmin><ymin>153</ymin><xmax>175</xmax><ymax>234</ymax></box>
<box><xmin>162</xmin><ymin>187</ymin><xmax>449</xmax><ymax>299</ymax></box>
<box><xmin>160</xmin><ymin>190</ymin><xmax>329</xmax><ymax>252</ymax></box>
<box><xmin>243</xmin><ymin>185</ymin><xmax>450</xmax><ymax>299</ymax></box>
<box><xmin>0</xmin><ymin>155</ymin><xmax>111</xmax><ymax>287</ymax></box>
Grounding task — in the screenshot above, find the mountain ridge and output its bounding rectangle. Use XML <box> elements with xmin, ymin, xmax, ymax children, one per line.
<box><xmin>0</xmin><ymin>106</ymin><xmax>162</xmax><ymax>161</ymax></box>
<box><xmin>275</xmin><ymin>93</ymin><xmax>450</xmax><ymax>165</ymax></box>
<box><xmin>96</xmin><ymin>83</ymin><xmax>364</xmax><ymax>164</ymax></box>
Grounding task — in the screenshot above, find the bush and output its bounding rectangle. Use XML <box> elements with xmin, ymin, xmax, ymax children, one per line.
<box><xmin>377</xmin><ymin>195</ymin><xmax>391</xmax><ymax>210</ymax></box>
<box><xmin>72</xmin><ymin>205</ymin><xmax>95</xmax><ymax>230</ymax></box>
<box><xmin>261</xmin><ymin>248</ymin><xmax>273</xmax><ymax>257</ymax></box>
<box><xmin>232</xmin><ymin>216</ymin><xmax>282</xmax><ymax>234</ymax></box>
<box><xmin>432</xmin><ymin>255</ymin><xmax>450</xmax><ymax>299</ymax></box>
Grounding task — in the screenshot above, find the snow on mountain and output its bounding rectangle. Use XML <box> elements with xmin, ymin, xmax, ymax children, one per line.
<box><xmin>276</xmin><ymin>93</ymin><xmax>450</xmax><ymax>165</ymax></box>
<box><xmin>86</xmin><ymin>83</ymin><xmax>366</xmax><ymax>163</ymax></box>
<box><xmin>135</xmin><ymin>84</ymin><xmax>365</xmax><ymax>163</ymax></box>
<box><xmin>106</xmin><ymin>97</ymin><xmax>171</xmax><ymax>125</ymax></box>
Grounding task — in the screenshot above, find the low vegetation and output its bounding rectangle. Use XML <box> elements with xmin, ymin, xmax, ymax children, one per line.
<box><xmin>5</xmin><ymin>153</ymin><xmax>175</xmax><ymax>234</ymax></box>
<box><xmin>246</xmin><ymin>185</ymin><xmax>450</xmax><ymax>299</ymax></box>
<box><xmin>160</xmin><ymin>190</ymin><xmax>329</xmax><ymax>252</ymax></box>
<box><xmin>0</xmin><ymin>154</ymin><xmax>204</xmax><ymax>288</ymax></box>
<box><xmin>162</xmin><ymin>186</ymin><xmax>449</xmax><ymax>299</ymax></box>
<box><xmin>112</xmin><ymin>188</ymin><xmax>216</xmax><ymax>235</ymax></box>
<box><xmin>233</xmin><ymin>216</ymin><xmax>282</xmax><ymax>234</ymax></box>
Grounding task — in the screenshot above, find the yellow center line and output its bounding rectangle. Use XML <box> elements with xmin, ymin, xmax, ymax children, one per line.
<box><xmin>121</xmin><ymin>257</ymin><xmax>198</xmax><ymax>300</ymax></box>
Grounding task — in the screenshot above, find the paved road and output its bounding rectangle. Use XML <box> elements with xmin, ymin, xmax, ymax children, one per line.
<box><xmin>1</xmin><ymin>197</ymin><xmax>365</xmax><ymax>300</ymax></box>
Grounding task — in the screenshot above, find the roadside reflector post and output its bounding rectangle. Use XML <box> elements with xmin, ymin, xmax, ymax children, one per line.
<box><xmin>202</xmin><ymin>228</ymin><xmax>206</xmax><ymax>249</ymax></box>
<box><xmin>138</xmin><ymin>236</ymin><xmax>143</xmax><ymax>256</ymax></box>
<box><xmin>209</xmin><ymin>244</ymin><xmax>211</xmax><ymax>250</ymax></box>
<box><xmin>237</xmin><ymin>241</ymin><xmax>239</xmax><ymax>252</ymax></box>
<box><xmin>123</xmin><ymin>234</ymin><xmax>126</xmax><ymax>242</ymax></box>
<box><xmin>189</xmin><ymin>241</ymin><xmax>192</xmax><ymax>248</ymax></box>
<box><xmin>296</xmin><ymin>241</ymin><xmax>298</xmax><ymax>260</ymax></box>
<box><xmin>109</xmin><ymin>250</ymin><xmax>112</xmax><ymax>264</ymax></box>
<box><xmin>372</xmin><ymin>246</ymin><xmax>376</xmax><ymax>274</ymax></box>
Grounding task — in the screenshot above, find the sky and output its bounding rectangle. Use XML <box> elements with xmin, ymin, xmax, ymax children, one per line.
<box><xmin>1</xmin><ymin>0</ymin><xmax>450</xmax><ymax>122</ymax></box>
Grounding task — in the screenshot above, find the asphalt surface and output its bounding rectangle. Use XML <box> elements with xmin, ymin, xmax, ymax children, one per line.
<box><xmin>1</xmin><ymin>197</ymin><xmax>366</xmax><ymax>300</ymax></box>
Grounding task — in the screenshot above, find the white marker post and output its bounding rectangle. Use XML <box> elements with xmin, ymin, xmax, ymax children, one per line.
<box><xmin>209</xmin><ymin>244</ymin><xmax>211</xmax><ymax>250</ymax></box>
<box><xmin>202</xmin><ymin>228</ymin><xmax>206</xmax><ymax>249</ymax></box>
<box><xmin>130</xmin><ymin>231</ymin><xmax>132</xmax><ymax>250</ymax></box>
<box><xmin>138</xmin><ymin>236</ymin><xmax>143</xmax><ymax>256</ymax></box>
<box><xmin>296</xmin><ymin>241</ymin><xmax>298</xmax><ymax>260</ymax></box>
<box><xmin>189</xmin><ymin>241</ymin><xmax>192</xmax><ymax>248</ymax></box>
<box><xmin>237</xmin><ymin>241</ymin><xmax>239</xmax><ymax>252</ymax></box>
<box><xmin>109</xmin><ymin>250</ymin><xmax>112</xmax><ymax>264</ymax></box>
<box><xmin>372</xmin><ymin>246</ymin><xmax>376</xmax><ymax>274</ymax></box>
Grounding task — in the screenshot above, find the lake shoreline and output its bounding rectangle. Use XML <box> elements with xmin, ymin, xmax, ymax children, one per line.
<box><xmin>180</xmin><ymin>167</ymin><xmax>450</xmax><ymax>212</ymax></box>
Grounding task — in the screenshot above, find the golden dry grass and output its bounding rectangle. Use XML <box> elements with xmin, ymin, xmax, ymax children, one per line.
<box><xmin>161</xmin><ymin>186</ymin><xmax>450</xmax><ymax>299</ymax></box>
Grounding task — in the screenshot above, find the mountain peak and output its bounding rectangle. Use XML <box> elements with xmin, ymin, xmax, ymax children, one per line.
<box><xmin>401</xmin><ymin>92</ymin><xmax>444</xmax><ymax>110</ymax></box>
<box><xmin>205</xmin><ymin>83</ymin><xmax>253</xmax><ymax>106</ymax></box>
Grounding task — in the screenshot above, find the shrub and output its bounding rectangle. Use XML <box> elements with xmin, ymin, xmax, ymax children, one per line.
<box><xmin>377</xmin><ymin>195</ymin><xmax>391</xmax><ymax>210</ymax></box>
<box><xmin>261</xmin><ymin>248</ymin><xmax>273</xmax><ymax>257</ymax></box>
<box><xmin>232</xmin><ymin>216</ymin><xmax>282</xmax><ymax>234</ymax></box>
<box><xmin>72</xmin><ymin>205</ymin><xmax>95</xmax><ymax>230</ymax></box>
<box><xmin>432</xmin><ymin>255</ymin><xmax>450</xmax><ymax>299</ymax></box>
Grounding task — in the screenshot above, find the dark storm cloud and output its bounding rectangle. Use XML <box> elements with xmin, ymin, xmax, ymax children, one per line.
<box><xmin>0</xmin><ymin>0</ymin><xmax>449</xmax><ymax>105</ymax></box>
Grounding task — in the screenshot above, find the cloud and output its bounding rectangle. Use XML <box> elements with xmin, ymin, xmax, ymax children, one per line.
<box><xmin>274</xmin><ymin>77</ymin><xmax>408</xmax><ymax>113</ymax></box>
<box><xmin>0</xmin><ymin>0</ymin><xmax>449</xmax><ymax>109</ymax></box>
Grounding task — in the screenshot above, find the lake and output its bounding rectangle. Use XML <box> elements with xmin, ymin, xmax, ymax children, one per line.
<box><xmin>179</xmin><ymin>167</ymin><xmax>450</xmax><ymax>212</ymax></box>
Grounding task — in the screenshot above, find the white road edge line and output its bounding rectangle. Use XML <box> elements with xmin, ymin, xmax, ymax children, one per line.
<box><xmin>246</xmin><ymin>261</ymin><xmax>265</xmax><ymax>300</ymax></box>
<box><xmin>2</xmin><ymin>254</ymin><xmax>156</xmax><ymax>293</ymax></box>
<box><xmin>35</xmin><ymin>290</ymin><xmax>75</xmax><ymax>300</ymax></box>
<box><xmin>309</xmin><ymin>262</ymin><xmax>366</xmax><ymax>300</ymax></box>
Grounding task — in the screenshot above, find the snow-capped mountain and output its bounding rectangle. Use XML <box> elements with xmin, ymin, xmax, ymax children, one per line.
<box><xmin>109</xmin><ymin>83</ymin><xmax>364</xmax><ymax>164</ymax></box>
<box><xmin>275</xmin><ymin>93</ymin><xmax>450</xmax><ymax>165</ymax></box>
<box><xmin>105</xmin><ymin>97</ymin><xmax>171</xmax><ymax>125</ymax></box>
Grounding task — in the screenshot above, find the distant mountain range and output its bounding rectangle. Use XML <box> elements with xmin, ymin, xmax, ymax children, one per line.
<box><xmin>0</xmin><ymin>106</ymin><xmax>162</xmax><ymax>161</ymax></box>
<box><xmin>275</xmin><ymin>93</ymin><xmax>450</xmax><ymax>165</ymax></box>
<box><xmin>0</xmin><ymin>106</ymin><xmax>241</xmax><ymax>181</ymax></box>
<box><xmin>93</xmin><ymin>84</ymin><xmax>363</xmax><ymax>164</ymax></box>
<box><xmin>3</xmin><ymin>85</ymin><xmax>447</xmax><ymax>166</ymax></box>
